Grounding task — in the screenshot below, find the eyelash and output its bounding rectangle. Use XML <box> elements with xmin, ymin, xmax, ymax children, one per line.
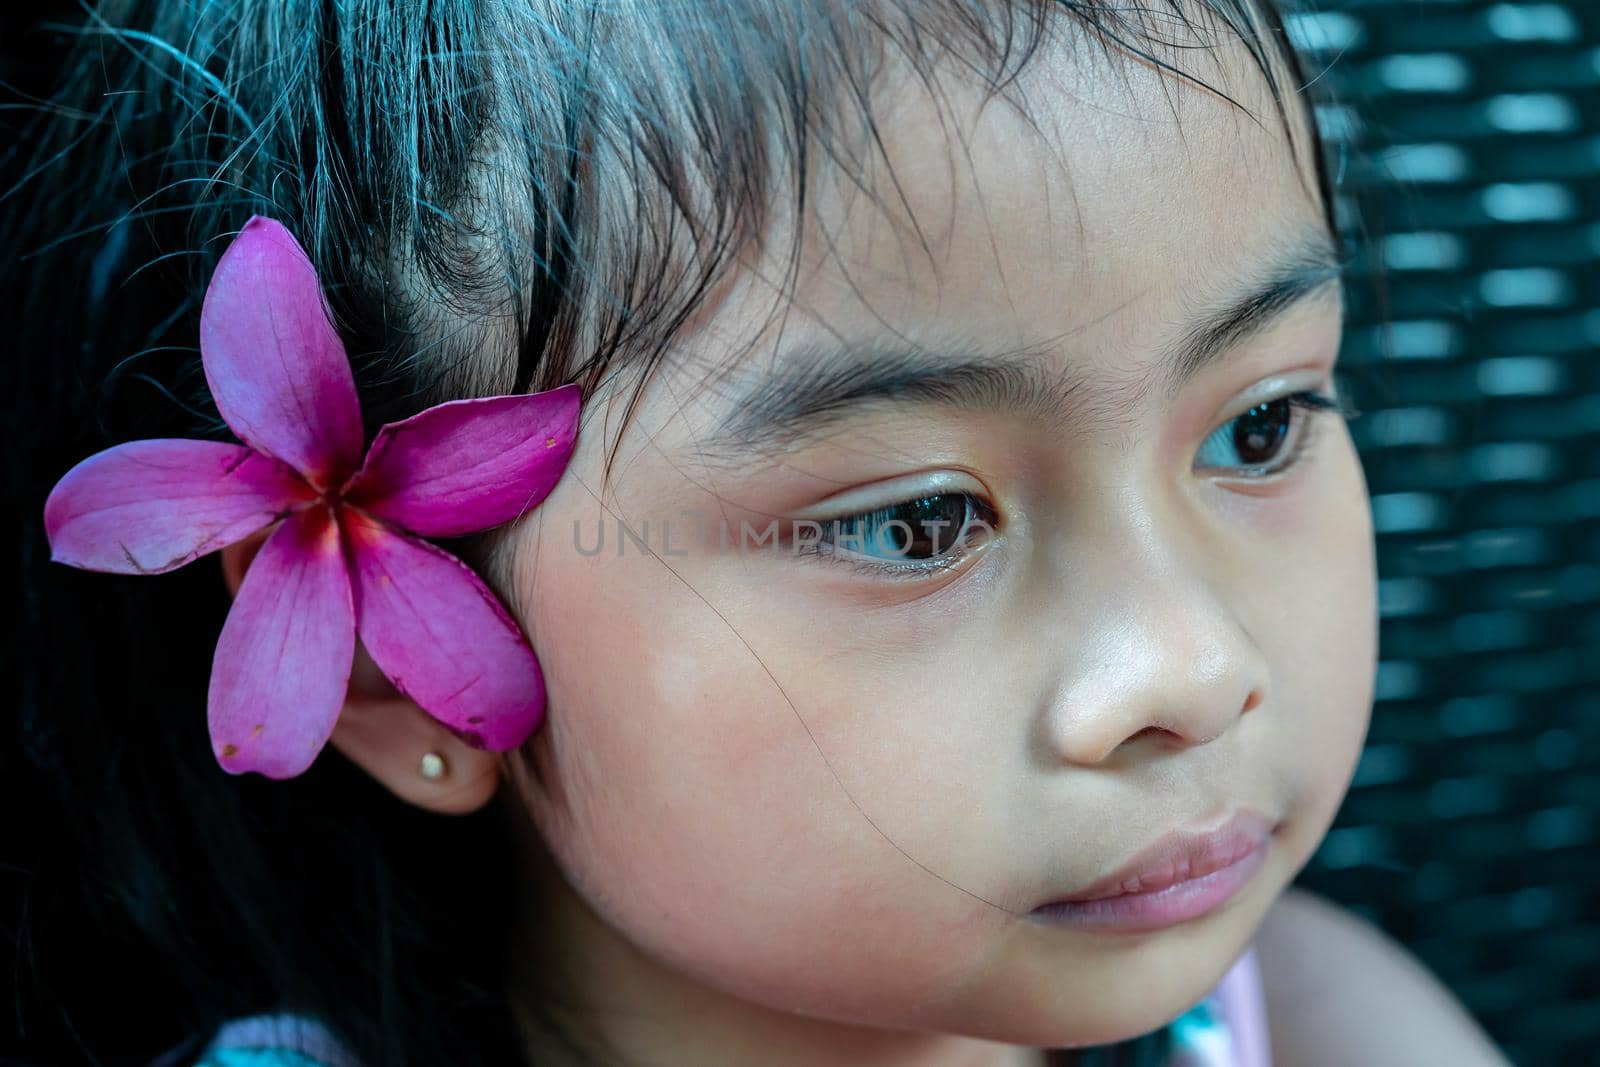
<box><xmin>796</xmin><ymin>384</ymin><xmax>1361</xmax><ymax>581</ymax></box>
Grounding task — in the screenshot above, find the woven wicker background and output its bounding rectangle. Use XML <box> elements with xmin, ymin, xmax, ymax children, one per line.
<box><xmin>1286</xmin><ymin>2</ymin><xmax>1600</xmax><ymax>1064</ymax></box>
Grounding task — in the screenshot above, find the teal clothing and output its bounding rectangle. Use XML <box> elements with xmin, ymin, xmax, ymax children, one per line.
<box><xmin>190</xmin><ymin>1013</ymin><xmax>362</xmax><ymax>1067</ymax></box>
<box><xmin>195</xmin><ymin>1052</ymin><xmax>329</xmax><ymax>1067</ymax></box>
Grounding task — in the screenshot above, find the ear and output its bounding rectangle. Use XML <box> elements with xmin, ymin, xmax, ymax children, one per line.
<box><xmin>220</xmin><ymin>532</ymin><xmax>502</xmax><ymax>814</ymax></box>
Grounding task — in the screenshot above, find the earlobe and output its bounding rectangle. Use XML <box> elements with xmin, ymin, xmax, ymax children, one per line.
<box><xmin>219</xmin><ymin>531</ymin><xmax>501</xmax><ymax>815</ymax></box>
<box><xmin>329</xmin><ymin>695</ymin><xmax>504</xmax><ymax>815</ymax></box>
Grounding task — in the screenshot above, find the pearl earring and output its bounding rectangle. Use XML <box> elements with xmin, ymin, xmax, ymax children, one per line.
<box><xmin>419</xmin><ymin>751</ymin><xmax>447</xmax><ymax>781</ymax></box>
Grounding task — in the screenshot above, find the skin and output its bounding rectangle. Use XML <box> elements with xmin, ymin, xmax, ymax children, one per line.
<box><xmin>1256</xmin><ymin>887</ymin><xmax>1510</xmax><ymax>1066</ymax></box>
<box><xmin>227</xmin><ymin>15</ymin><xmax>1390</xmax><ymax>1067</ymax></box>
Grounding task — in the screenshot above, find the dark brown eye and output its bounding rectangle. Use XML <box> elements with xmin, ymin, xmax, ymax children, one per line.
<box><xmin>1232</xmin><ymin>398</ymin><xmax>1293</xmax><ymax>465</ymax></box>
<box><xmin>1195</xmin><ymin>390</ymin><xmax>1346</xmax><ymax>475</ymax></box>
<box><xmin>819</xmin><ymin>492</ymin><xmax>996</xmax><ymax>563</ymax></box>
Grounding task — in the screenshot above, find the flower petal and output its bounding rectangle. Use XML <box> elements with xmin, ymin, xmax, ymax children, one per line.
<box><xmin>199</xmin><ymin>215</ymin><xmax>365</xmax><ymax>488</ymax></box>
<box><xmin>44</xmin><ymin>439</ymin><xmax>315</xmax><ymax>574</ymax></box>
<box><xmin>344</xmin><ymin>510</ymin><xmax>545</xmax><ymax>749</ymax></box>
<box><xmin>209</xmin><ymin>506</ymin><xmax>355</xmax><ymax>778</ymax></box>
<box><xmin>343</xmin><ymin>385</ymin><xmax>581</xmax><ymax>537</ymax></box>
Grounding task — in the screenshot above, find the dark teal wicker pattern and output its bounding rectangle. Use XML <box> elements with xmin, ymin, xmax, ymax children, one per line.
<box><xmin>1287</xmin><ymin>3</ymin><xmax>1600</xmax><ymax>1064</ymax></box>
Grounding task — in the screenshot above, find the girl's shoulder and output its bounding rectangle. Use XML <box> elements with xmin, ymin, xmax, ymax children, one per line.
<box><xmin>1253</xmin><ymin>887</ymin><xmax>1509</xmax><ymax>1066</ymax></box>
<box><xmin>186</xmin><ymin>1012</ymin><xmax>364</xmax><ymax>1067</ymax></box>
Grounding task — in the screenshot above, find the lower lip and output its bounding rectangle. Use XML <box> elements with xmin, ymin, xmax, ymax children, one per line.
<box><xmin>1028</xmin><ymin>835</ymin><xmax>1270</xmax><ymax>934</ymax></box>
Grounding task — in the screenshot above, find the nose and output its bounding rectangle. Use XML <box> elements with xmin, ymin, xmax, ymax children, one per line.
<box><xmin>1036</xmin><ymin>526</ymin><xmax>1269</xmax><ymax>767</ymax></box>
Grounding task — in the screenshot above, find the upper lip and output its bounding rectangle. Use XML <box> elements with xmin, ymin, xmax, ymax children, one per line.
<box><xmin>1040</xmin><ymin>808</ymin><xmax>1277</xmax><ymax>906</ymax></box>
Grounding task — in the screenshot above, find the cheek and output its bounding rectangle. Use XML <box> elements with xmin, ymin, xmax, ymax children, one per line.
<box><xmin>507</xmin><ymin>508</ymin><xmax>983</xmax><ymax>1021</ymax></box>
<box><xmin>1263</xmin><ymin>431</ymin><xmax>1378</xmax><ymax>846</ymax></box>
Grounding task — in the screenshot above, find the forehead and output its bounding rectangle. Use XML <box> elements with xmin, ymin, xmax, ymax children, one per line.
<box><xmin>661</xmin><ymin>10</ymin><xmax>1330</xmax><ymax>426</ymax></box>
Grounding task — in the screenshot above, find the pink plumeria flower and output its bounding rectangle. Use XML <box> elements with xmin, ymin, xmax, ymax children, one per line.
<box><xmin>44</xmin><ymin>216</ymin><xmax>580</xmax><ymax>779</ymax></box>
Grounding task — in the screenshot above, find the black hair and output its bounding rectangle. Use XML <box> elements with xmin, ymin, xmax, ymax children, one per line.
<box><xmin>5</xmin><ymin>1</ymin><xmax>1339</xmax><ymax>1065</ymax></box>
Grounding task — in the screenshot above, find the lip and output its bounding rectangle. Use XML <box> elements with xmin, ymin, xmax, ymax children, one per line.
<box><xmin>1029</xmin><ymin>808</ymin><xmax>1277</xmax><ymax>933</ymax></box>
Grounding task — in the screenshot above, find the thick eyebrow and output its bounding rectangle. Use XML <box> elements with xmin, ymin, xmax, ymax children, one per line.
<box><xmin>701</xmin><ymin>230</ymin><xmax>1345</xmax><ymax>459</ymax></box>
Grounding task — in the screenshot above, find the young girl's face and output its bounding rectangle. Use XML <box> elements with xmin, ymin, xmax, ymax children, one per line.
<box><xmin>501</xmin><ymin>20</ymin><xmax>1376</xmax><ymax>1059</ymax></box>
